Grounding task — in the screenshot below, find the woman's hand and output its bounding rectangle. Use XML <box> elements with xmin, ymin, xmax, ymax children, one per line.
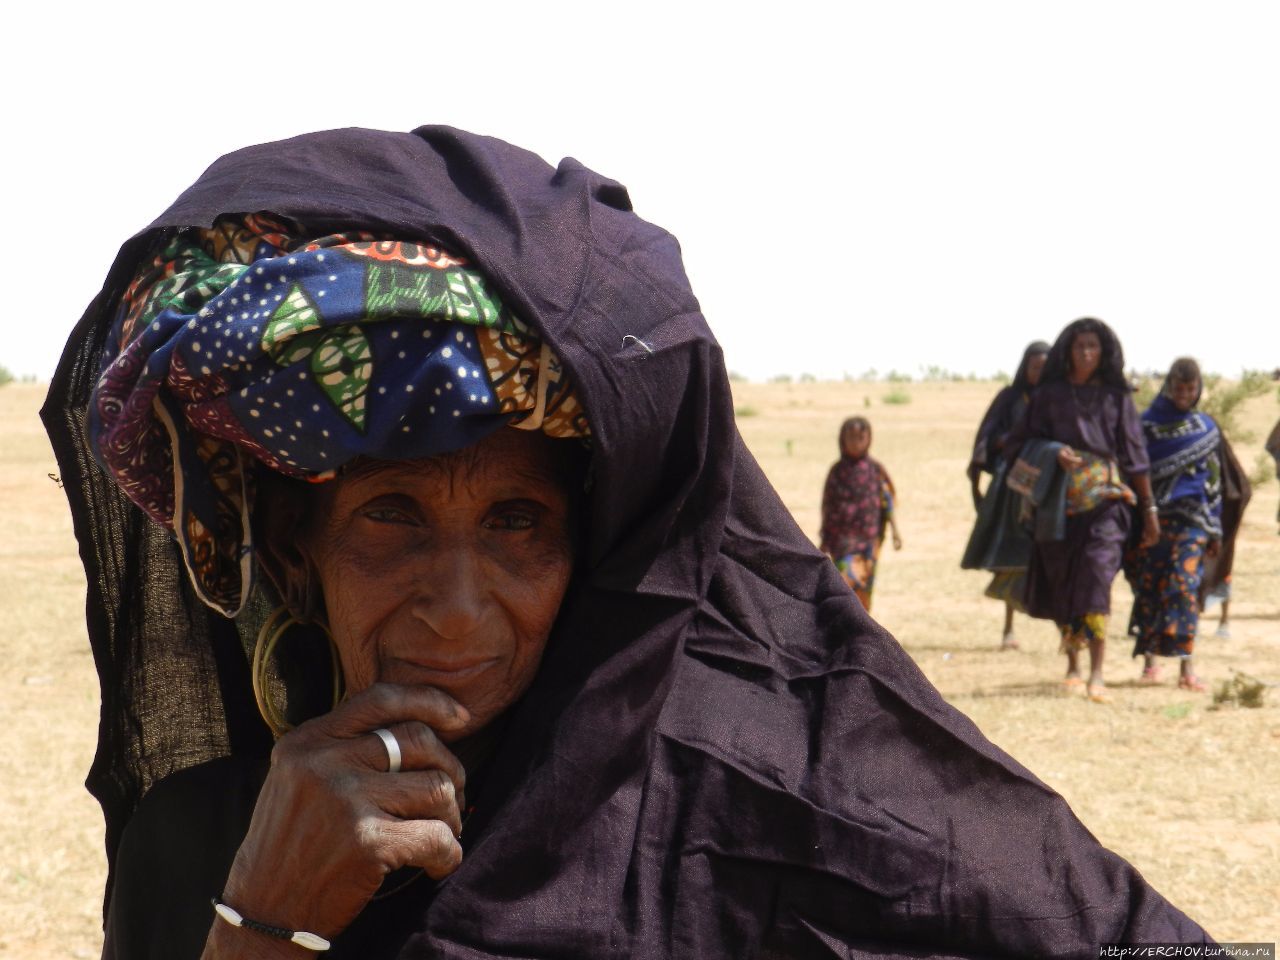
<box><xmin>1206</xmin><ymin>538</ymin><xmax>1221</xmax><ymax>559</ymax></box>
<box><xmin>892</xmin><ymin>531</ymin><xmax>903</xmax><ymax>551</ymax></box>
<box><xmin>1140</xmin><ymin>511</ymin><xmax>1160</xmax><ymax>549</ymax></box>
<box><xmin>969</xmin><ymin>474</ymin><xmax>983</xmax><ymax>512</ymax></box>
<box><xmin>204</xmin><ymin>683</ymin><xmax>470</xmax><ymax>957</ymax></box>
<box><xmin>1057</xmin><ymin>446</ymin><xmax>1083</xmax><ymax>471</ymax></box>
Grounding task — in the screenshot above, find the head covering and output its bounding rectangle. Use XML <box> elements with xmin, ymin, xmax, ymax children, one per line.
<box><xmin>1142</xmin><ymin>377</ymin><xmax>1223</xmax><ymax>536</ymax></box>
<box><xmin>90</xmin><ymin>213</ymin><xmax>586</xmax><ymax>616</ymax></box>
<box><xmin>968</xmin><ymin>340</ymin><xmax>1050</xmax><ymax>475</ymax></box>
<box><xmin>44</xmin><ymin>127</ymin><xmax>1208</xmax><ymax>957</ymax></box>
<box><xmin>1011</xmin><ymin>339</ymin><xmax>1051</xmax><ymax>392</ymax></box>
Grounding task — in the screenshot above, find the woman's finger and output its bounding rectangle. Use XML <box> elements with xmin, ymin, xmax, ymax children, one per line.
<box><xmin>365</xmin><ymin>769</ymin><xmax>465</xmax><ymax>837</ymax></box>
<box><xmin>376</xmin><ymin>818</ymin><xmax>464</xmax><ymax>880</ymax></box>
<box><xmin>359</xmin><ymin>721</ymin><xmax>466</xmax><ymax>793</ymax></box>
<box><xmin>322</xmin><ymin>682</ymin><xmax>470</xmax><ymax>738</ymax></box>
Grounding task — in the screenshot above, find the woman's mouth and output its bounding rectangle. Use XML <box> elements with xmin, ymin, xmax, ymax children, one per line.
<box><xmin>384</xmin><ymin>656</ymin><xmax>500</xmax><ymax>685</ymax></box>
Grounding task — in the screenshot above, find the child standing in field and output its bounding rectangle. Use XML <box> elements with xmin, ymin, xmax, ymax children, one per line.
<box><xmin>820</xmin><ymin>417</ymin><xmax>902</xmax><ymax>610</ymax></box>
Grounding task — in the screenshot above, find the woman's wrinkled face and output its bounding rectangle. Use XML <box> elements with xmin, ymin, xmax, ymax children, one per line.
<box><xmin>1168</xmin><ymin>377</ymin><xmax>1200</xmax><ymax>413</ymax></box>
<box><xmin>1069</xmin><ymin>331</ymin><xmax>1102</xmax><ymax>383</ymax></box>
<box><xmin>1025</xmin><ymin>353</ymin><xmax>1047</xmax><ymax>387</ymax></box>
<box><xmin>301</xmin><ymin>429</ymin><xmax>575</xmax><ymax>739</ymax></box>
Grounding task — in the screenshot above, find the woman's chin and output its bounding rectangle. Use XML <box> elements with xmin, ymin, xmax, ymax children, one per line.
<box><xmin>376</xmin><ymin>662</ymin><xmax>517</xmax><ymax>739</ymax></box>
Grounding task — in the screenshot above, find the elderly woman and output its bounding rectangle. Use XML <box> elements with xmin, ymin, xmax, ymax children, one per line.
<box><xmin>961</xmin><ymin>340</ymin><xmax>1049</xmax><ymax>649</ymax></box>
<box><xmin>1124</xmin><ymin>358</ymin><xmax>1222</xmax><ymax>691</ymax></box>
<box><xmin>1004</xmin><ymin>318</ymin><xmax>1159</xmax><ymax>702</ymax></box>
<box><xmin>45</xmin><ymin>129</ymin><xmax>1208</xmax><ymax>958</ymax></box>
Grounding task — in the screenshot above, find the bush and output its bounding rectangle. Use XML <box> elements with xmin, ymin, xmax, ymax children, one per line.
<box><xmin>1249</xmin><ymin>450</ymin><xmax>1274</xmax><ymax>489</ymax></box>
<box><xmin>1201</xmin><ymin>371</ymin><xmax>1272</xmax><ymax>442</ymax></box>
<box><xmin>735</xmin><ymin>405</ymin><xmax>759</xmax><ymax>418</ymax></box>
<box><xmin>917</xmin><ymin>365</ymin><xmax>970</xmax><ymax>383</ymax></box>
<box><xmin>1132</xmin><ymin>371</ymin><xmax>1269</xmax><ymax>441</ymax></box>
<box><xmin>0</xmin><ymin>365</ymin><xmax>12</xmax><ymax>387</ymax></box>
<box><xmin>882</xmin><ymin>388</ymin><xmax>911</xmax><ymax>405</ymax></box>
<box><xmin>1132</xmin><ymin>377</ymin><xmax>1159</xmax><ymax>412</ymax></box>
<box><xmin>1211</xmin><ymin>671</ymin><xmax>1269</xmax><ymax>710</ymax></box>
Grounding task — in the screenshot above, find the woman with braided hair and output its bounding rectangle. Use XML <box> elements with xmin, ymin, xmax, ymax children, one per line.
<box><xmin>1004</xmin><ymin>317</ymin><xmax>1158</xmax><ymax>702</ymax></box>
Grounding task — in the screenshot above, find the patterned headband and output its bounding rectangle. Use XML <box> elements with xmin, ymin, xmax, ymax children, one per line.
<box><xmin>91</xmin><ymin>213</ymin><xmax>588</xmax><ymax>616</ymax></box>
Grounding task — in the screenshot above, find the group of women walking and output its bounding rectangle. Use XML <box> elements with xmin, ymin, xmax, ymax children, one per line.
<box><xmin>960</xmin><ymin>318</ymin><xmax>1252</xmax><ymax>700</ymax></box>
<box><xmin>819</xmin><ymin>316</ymin><xmax>1257</xmax><ymax>702</ymax></box>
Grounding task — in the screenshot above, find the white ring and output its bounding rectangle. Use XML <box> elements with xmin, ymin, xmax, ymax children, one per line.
<box><xmin>372</xmin><ymin>727</ymin><xmax>401</xmax><ymax>774</ymax></box>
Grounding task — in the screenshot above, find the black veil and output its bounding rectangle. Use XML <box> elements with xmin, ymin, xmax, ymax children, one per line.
<box><xmin>45</xmin><ymin>127</ymin><xmax>1209</xmax><ymax>957</ymax></box>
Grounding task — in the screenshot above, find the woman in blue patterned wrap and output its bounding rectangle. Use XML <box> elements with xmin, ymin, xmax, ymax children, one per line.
<box><xmin>1125</xmin><ymin>357</ymin><xmax>1222</xmax><ymax>692</ymax></box>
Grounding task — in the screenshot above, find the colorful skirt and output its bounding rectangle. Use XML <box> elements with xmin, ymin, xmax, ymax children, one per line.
<box><xmin>1126</xmin><ymin>517</ymin><xmax>1208</xmax><ymax>659</ymax></box>
<box><xmin>833</xmin><ymin>547</ymin><xmax>881</xmax><ymax>611</ymax></box>
<box><xmin>1058</xmin><ymin>613</ymin><xmax>1108</xmax><ymax>654</ymax></box>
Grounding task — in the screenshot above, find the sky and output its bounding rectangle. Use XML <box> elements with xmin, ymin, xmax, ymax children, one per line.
<box><xmin>4</xmin><ymin>1</ymin><xmax>1278</xmax><ymax>382</ymax></box>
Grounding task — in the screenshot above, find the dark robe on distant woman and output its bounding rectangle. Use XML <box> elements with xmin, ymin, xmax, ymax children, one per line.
<box><xmin>1268</xmin><ymin>417</ymin><xmax>1280</xmax><ymax>530</ymax></box>
<box><xmin>1005</xmin><ymin>380</ymin><xmax>1149</xmax><ymax>648</ymax></box>
<box><xmin>1196</xmin><ymin>433</ymin><xmax>1251</xmax><ymax>612</ymax></box>
<box><xmin>961</xmin><ymin>341</ymin><xmax>1050</xmax><ymax>605</ymax></box>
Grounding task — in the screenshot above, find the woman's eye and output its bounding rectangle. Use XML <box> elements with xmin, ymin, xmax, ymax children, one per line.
<box><xmin>363</xmin><ymin>506</ymin><xmax>414</xmax><ymax>525</ymax></box>
<box><xmin>486</xmin><ymin>510</ymin><xmax>536</xmax><ymax>531</ymax></box>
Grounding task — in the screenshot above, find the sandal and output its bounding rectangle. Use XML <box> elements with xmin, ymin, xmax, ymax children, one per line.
<box><xmin>1138</xmin><ymin>665</ymin><xmax>1161</xmax><ymax>685</ymax></box>
<box><xmin>1178</xmin><ymin>674</ymin><xmax>1207</xmax><ymax>693</ymax></box>
<box><xmin>1000</xmin><ymin>632</ymin><xmax>1020</xmax><ymax>651</ymax></box>
<box><xmin>1087</xmin><ymin>683</ymin><xmax>1112</xmax><ymax>704</ymax></box>
<box><xmin>1062</xmin><ymin>676</ymin><xmax>1084</xmax><ymax>690</ymax></box>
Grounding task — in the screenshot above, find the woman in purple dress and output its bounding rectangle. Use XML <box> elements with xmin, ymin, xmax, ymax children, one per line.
<box><xmin>1006</xmin><ymin>318</ymin><xmax>1159</xmax><ymax>702</ymax></box>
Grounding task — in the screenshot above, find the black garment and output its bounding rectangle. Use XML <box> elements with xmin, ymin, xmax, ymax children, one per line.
<box><xmin>1197</xmin><ymin>432</ymin><xmax>1252</xmax><ymax>605</ymax></box>
<box><xmin>961</xmin><ymin>389</ymin><xmax>1033</xmax><ymax>571</ymax></box>
<box><xmin>44</xmin><ymin>127</ymin><xmax>1210</xmax><ymax>958</ymax></box>
<box><xmin>967</xmin><ymin>340</ymin><xmax>1049</xmax><ymax>479</ymax></box>
<box><xmin>968</xmin><ymin>384</ymin><xmax>1025</xmax><ymax>477</ymax></box>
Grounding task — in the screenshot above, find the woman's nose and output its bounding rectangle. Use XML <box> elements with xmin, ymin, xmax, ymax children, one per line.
<box><xmin>409</xmin><ymin>549</ymin><xmax>487</xmax><ymax>641</ymax></box>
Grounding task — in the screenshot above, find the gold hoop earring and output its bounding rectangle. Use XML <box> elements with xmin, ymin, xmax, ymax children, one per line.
<box><xmin>252</xmin><ymin>606</ymin><xmax>342</xmax><ymax>738</ymax></box>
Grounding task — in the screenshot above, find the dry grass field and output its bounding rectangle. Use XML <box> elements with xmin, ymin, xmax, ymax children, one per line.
<box><xmin>1</xmin><ymin>379</ymin><xmax>1277</xmax><ymax>956</ymax></box>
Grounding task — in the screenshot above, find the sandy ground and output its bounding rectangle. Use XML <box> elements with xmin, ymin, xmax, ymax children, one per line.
<box><xmin>1</xmin><ymin>379</ymin><xmax>1277</xmax><ymax>956</ymax></box>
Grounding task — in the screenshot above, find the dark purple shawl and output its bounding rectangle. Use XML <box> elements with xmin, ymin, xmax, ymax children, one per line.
<box><xmin>43</xmin><ymin>127</ymin><xmax>1207</xmax><ymax>958</ymax></box>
